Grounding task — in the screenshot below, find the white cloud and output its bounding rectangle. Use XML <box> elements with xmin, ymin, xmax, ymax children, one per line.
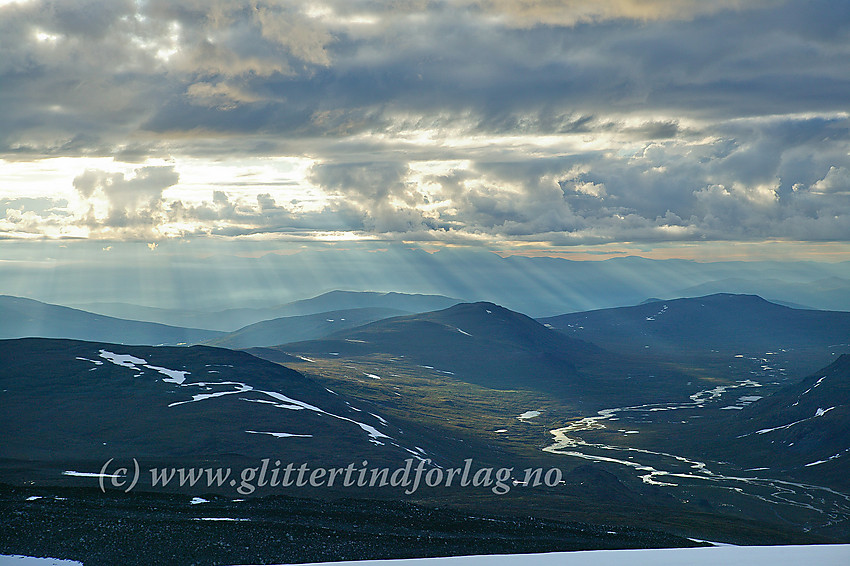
<box><xmin>811</xmin><ymin>166</ymin><xmax>850</xmax><ymax>195</ymax></box>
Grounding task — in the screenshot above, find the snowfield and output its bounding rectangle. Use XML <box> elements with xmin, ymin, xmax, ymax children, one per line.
<box><xmin>4</xmin><ymin>545</ymin><xmax>850</xmax><ymax>566</ymax></box>
<box><xmin>0</xmin><ymin>557</ymin><xmax>82</xmax><ymax>565</ymax></box>
<box><xmin>236</xmin><ymin>545</ymin><xmax>850</xmax><ymax>566</ymax></box>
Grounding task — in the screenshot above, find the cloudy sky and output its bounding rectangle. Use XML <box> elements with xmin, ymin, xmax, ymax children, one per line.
<box><xmin>1</xmin><ymin>0</ymin><xmax>849</xmax><ymax>260</ymax></box>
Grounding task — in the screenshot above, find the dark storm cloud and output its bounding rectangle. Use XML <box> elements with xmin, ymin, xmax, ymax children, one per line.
<box><xmin>309</xmin><ymin>161</ymin><xmax>435</xmax><ymax>232</ymax></box>
<box><xmin>5</xmin><ymin>0</ymin><xmax>846</xmax><ymax>150</ymax></box>
<box><xmin>1</xmin><ymin>0</ymin><xmax>849</xmax><ymax>244</ymax></box>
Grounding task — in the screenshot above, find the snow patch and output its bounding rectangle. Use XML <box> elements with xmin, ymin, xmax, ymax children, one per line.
<box><xmin>245</xmin><ymin>430</ymin><xmax>313</xmax><ymax>439</ymax></box>
<box><xmin>0</xmin><ymin>555</ymin><xmax>83</xmax><ymax>565</ymax></box>
<box><xmin>62</xmin><ymin>471</ymin><xmax>121</xmax><ymax>479</ymax></box>
<box><xmin>645</xmin><ymin>304</ymin><xmax>668</xmax><ymax>321</ymax></box>
<box><xmin>369</xmin><ymin>413</ymin><xmax>389</xmax><ymax>426</ymax></box>
<box><xmin>750</xmin><ymin>407</ymin><xmax>835</xmax><ymax>436</ymax></box>
<box><xmin>517</xmin><ymin>411</ymin><xmax>541</xmax><ymax>422</ymax></box>
<box><xmin>143</xmin><ymin>365</ymin><xmax>189</xmax><ymax>385</ymax></box>
<box><xmin>802</xmin><ymin>376</ymin><xmax>827</xmax><ymax>396</ymax></box>
<box><xmin>805</xmin><ymin>449</ymin><xmax>847</xmax><ymax>467</ymax></box>
<box><xmin>98</xmin><ymin>350</ymin><xmax>146</xmax><ymax>369</ymax></box>
<box><xmin>98</xmin><ymin>351</ymin><xmax>189</xmax><ymax>384</ymax></box>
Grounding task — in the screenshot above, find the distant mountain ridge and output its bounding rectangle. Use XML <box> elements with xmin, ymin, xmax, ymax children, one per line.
<box><xmin>0</xmin><ymin>295</ymin><xmax>223</xmax><ymax>346</ymax></box>
<box><xmin>539</xmin><ymin>293</ymin><xmax>850</xmax><ymax>364</ymax></box>
<box><xmin>278</xmin><ymin>291</ymin><xmax>463</xmax><ymax>316</ymax></box>
<box><xmin>71</xmin><ymin>291</ymin><xmax>462</xmax><ymax>331</ymax></box>
<box><xmin>669</xmin><ymin>277</ymin><xmax>850</xmax><ymax>313</ymax></box>
<box><xmin>205</xmin><ymin>307</ymin><xmax>409</xmax><ymax>349</ymax></box>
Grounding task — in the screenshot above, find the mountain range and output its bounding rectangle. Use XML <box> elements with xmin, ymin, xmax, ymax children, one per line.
<box><xmin>3</xmin><ymin>291</ymin><xmax>850</xmax><ymax>549</ymax></box>
<box><xmin>14</xmin><ymin>248</ymin><xmax>849</xmax><ymax>316</ymax></box>
<box><xmin>204</xmin><ymin>307</ymin><xmax>409</xmax><ymax>349</ymax></box>
<box><xmin>0</xmin><ymin>295</ymin><xmax>223</xmax><ymax>346</ymax></box>
<box><xmin>71</xmin><ymin>291</ymin><xmax>461</xmax><ymax>332</ymax></box>
<box><xmin>0</xmin><ymin>291</ymin><xmax>460</xmax><ymax>346</ymax></box>
<box><xmin>539</xmin><ymin>293</ymin><xmax>850</xmax><ymax>372</ymax></box>
<box><xmin>668</xmin><ymin>277</ymin><xmax>850</xmax><ymax>313</ymax></box>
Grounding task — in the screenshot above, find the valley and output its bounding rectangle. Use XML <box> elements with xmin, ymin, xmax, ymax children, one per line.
<box><xmin>269</xmin><ymin>347</ymin><xmax>850</xmax><ymax>536</ymax></box>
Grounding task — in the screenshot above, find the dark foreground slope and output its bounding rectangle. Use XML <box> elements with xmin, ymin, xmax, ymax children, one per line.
<box><xmin>0</xmin><ymin>483</ymin><xmax>700</xmax><ymax>566</ymax></box>
<box><xmin>0</xmin><ymin>338</ymin><xmax>460</xmax><ymax>486</ymax></box>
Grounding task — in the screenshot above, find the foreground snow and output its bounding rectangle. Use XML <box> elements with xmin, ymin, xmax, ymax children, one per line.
<box><xmin>0</xmin><ymin>556</ymin><xmax>82</xmax><ymax>565</ymax></box>
<box><xmin>240</xmin><ymin>544</ymin><xmax>850</xmax><ymax>566</ymax></box>
<box><xmin>5</xmin><ymin>544</ymin><xmax>850</xmax><ymax>565</ymax></box>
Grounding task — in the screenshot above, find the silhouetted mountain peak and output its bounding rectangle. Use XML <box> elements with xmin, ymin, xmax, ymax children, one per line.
<box><xmin>271</xmin><ymin>302</ymin><xmax>604</xmax><ymax>393</ymax></box>
<box><xmin>696</xmin><ymin>293</ymin><xmax>774</xmax><ymax>305</ymax></box>
<box><xmin>434</xmin><ymin>301</ymin><xmax>517</xmax><ymax>320</ymax></box>
<box><xmin>411</xmin><ymin>301</ymin><xmax>571</xmax><ymax>350</ymax></box>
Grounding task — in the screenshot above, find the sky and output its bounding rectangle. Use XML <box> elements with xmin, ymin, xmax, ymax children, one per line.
<box><xmin>1</xmin><ymin>0</ymin><xmax>850</xmax><ymax>263</ymax></box>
